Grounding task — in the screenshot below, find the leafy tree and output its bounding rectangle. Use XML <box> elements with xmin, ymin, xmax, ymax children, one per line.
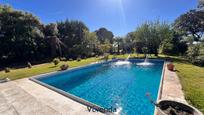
<box><xmin>124</xmin><ymin>32</ymin><xmax>135</xmax><ymax>53</ymax></box>
<box><xmin>132</xmin><ymin>23</ymin><xmax>149</xmax><ymax>54</ymax></box>
<box><xmin>114</xmin><ymin>37</ymin><xmax>124</xmax><ymax>54</ymax></box>
<box><xmin>142</xmin><ymin>47</ymin><xmax>148</xmax><ymax>57</ymax></box>
<box><xmin>44</xmin><ymin>23</ymin><xmax>66</xmax><ymax>58</ymax></box>
<box><xmin>99</xmin><ymin>43</ymin><xmax>111</xmax><ymax>54</ymax></box>
<box><xmin>82</xmin><ymin>31</ymin><xmax>100</xmax><ymax>57</ymax></box>
<box><xmin>187</xmin><ymin>43</ymin><xmax>204</xmax><ymax>66</ymax></box>
<box><xmin>95</xmin><ymin>28</ymin><xmax>114</xmax><ymax>44</ymax></box>
<box><xmin>160</xmin><ymin>30</ymin><xmax>188</xmax><ymax>55</ymax></box>
<box><xmin>0</xmin><ymin>5</ymin><xmax>46</xmax><ymax>66</ymax></box>
<box><xmin>57</xmin><ymin>20</ymin><xmax>89</xmax><ymax>58</ymax></box>
<box><xmin>130</xmin><ymin>21</ymin><xmax>172</xmax><ymax>56</ymax></box>
<box><xmin>174</xmin><ymin>10</ymin><xmax>204</xmax><ymax>41</ymax></box>
<box><xmin>187</xmin><ymin>45</ymin><xmax>200</xmax><ymax>62</ymax></box>
<box><xmin>198</xmin><ymin>0</ymin><xmax>204</xmax><ymax>9</ymax></box>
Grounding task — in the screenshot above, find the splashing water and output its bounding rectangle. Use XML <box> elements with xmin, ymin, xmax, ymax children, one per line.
<box><xmin>114</xmin><ymin>54</ymin><xmax>131</xmax><ymax>66</ymax></box>
<box><xmin>136</xmin><ymin>57</ymin><xmax>154</xmax><ymax>66</ymax></box>
<box><xmin>126</xmin><ymin>54</ymin><xmax>130</xmax><ymax>60</ymax></box>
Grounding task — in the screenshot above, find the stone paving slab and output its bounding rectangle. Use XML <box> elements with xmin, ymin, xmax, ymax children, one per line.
<box><xmin>0</xmin><ymin>79</ymin><xmax>103</xmax><ymax>115</ymax></box>
<box><xmin>0</xmin><ymin>82</ymin><xmax>60</xmax><ymax>115</ymax></box>
<box><xmin>160</xmin><ymin>63</ymin><xmax>187</xmax><ymax>103</ymax></box>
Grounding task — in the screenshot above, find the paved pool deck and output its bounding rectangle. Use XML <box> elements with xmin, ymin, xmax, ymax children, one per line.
<box><xmin>160</xmin><ymin>63</ymin><xmax>187</xmax><ymax>103</ymax></box>
<box><xmin>154</xmin><ymin>63</ymin><xmax>187</xmax><ymax>115</ymax></box>
<box><xmin>0</xmin><ymin>78</ymin><xmax>102</xmax><ymax>115</ymax></box>
<box><xmin>0</xmin><ymin>62</ymin><xmax>187</xmax><ymax>115</ymax></box>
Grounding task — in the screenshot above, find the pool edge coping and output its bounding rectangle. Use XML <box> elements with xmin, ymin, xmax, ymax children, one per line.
<box><xmin>154</xmin><ymin>61</ymin><xmax>166</xmax><ymax>115</ymax></box>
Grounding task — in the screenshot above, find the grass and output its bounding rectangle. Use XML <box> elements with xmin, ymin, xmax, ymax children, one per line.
<box><xmin>173</xmin><ymin>58</ymin><xmax>204</xmax><ymax>113</ymax></box>
<box><xmin>0</xmin><ymin>54</ymin><xmax>166</xmax><ymax>80</ymax></box>
<box><xmin>0</xmin><ymin>57</ymin><xmax>101</xmax><ymax>80</ymax></box>
<box><xmin>0</xmin><ymin>54</ymin><xmax>133</xmax><ymax>80</ymax></box>
<box><xmin>0</xmin><ymin>54</ymin><xmax>142</xmax><ymax>80</ymax></box>
<box><xmin>0</xmin><ymin>54</ymin><xmax>203</xmax><ymax>113</ymax></box>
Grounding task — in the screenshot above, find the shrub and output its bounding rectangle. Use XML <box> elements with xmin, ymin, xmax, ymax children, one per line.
<box><xmin>77</xmin><ymin>57</ymin><xmax>81</xmax><ymax>62</ymax></box>
<box><xmin>69</xmin><ymin>58</ymin><xmax>73</xmax><ymax>61</ymax></box>
<box><xmin>103</xmin><ymin>54</ymin><xmax>109</xmax><ymax>61</ymax></box>
<box><xmin>192</xmin><ymin>56</ymin><xmax>204</xmax><ymax>66</ymax></box>
<box><xmin>187</xmin><ymin>45</ymin><xmax>200</xmax><ymax>62</ymax></box>
<box><xmin>53</xmin><ymin>58</ymin><xmax>60</xmax><ymax>66</ymax></box>
<box><xmin>161</xmin><ymin>42</ymin><xmax>174</xmax><ymax>55</ymax></box>
<box><xmin>187</xmin><ymin>44</ymin><xmax>204</xmax><ymax>66</ymax></box>
<box><xmin>60</xmin><ymin>64</ymin><xmax>69</xmax><ymax>70</ymax></box>
<box><xmin>60</xmin><ymin>57</ymin><xmax>67</xmax><ymax>61</ymax></box>
<box><xmin>27</xmin><ymin>62</ymin><xmax>32</xmax><ymax>68</ymax></box>
<box><xmin>5</xmin><ymin>67</ymin><xmax>10</xmax><ymax>73</ymax></box>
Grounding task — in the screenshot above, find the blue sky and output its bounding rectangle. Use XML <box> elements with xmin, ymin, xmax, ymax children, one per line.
<box><xmin>1</xmin><ymin>0</ymin><xmax>198</xmax><ymax>36</ymax></box>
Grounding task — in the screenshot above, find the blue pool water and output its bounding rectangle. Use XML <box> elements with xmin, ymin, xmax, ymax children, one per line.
<box><xmin>36</xmin><ymin>59</ymin><xmax>164</xmax><ymax>115</ymax></box>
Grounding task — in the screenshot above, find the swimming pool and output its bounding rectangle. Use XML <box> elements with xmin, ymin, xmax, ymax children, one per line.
<box><xmin>31</xmin><ymin>59</ymin><xmax>164</xmax><ymax>115</ymax></box>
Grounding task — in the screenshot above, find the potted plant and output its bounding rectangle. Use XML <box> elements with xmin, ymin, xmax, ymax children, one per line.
<box><xmin>167</xmin><ymin>63</ymin><xmax>174</xmax><ymax>71</ymax></box>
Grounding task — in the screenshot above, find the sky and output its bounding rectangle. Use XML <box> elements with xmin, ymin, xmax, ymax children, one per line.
<box><xmin>0</xmin><ymin>0</ymin><xmax>198</xmax><ymax>37</ymax></box>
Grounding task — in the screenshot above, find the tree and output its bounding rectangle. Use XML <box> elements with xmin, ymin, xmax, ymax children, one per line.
<box><xmin>186</xmin><ymin>42</ymin><xmax>204</xmax><ymax>66</ymax></box>
<box><xmin>44</xmin><ymin>23</ymin><xmax>66</xmax><ymax>58</ymax></box>
<box><xmin>98</xmin><ymin>39</ymin><xmax>112</xmax><ymax>55</ymax></box>
<box><xmin>114</xmin><ymin>37</ymin><xmax>124</xmax><ymax>54</ymax></box>
<box><xmin>174</xmin><ymin>10</ymin><xmax>204</xmax><ymax>41</ymax></box>
<box><xmin>83</xmin><ymin>31</ymin><xmax>99</xmax><ymax>57</ymax></box>
<box><xmin>198</xmin><ymin>0</ymin><xmax>204</xmax><ymax>9</ymax></box>
<box><xmin>0</xmin><ymin>5</ymin><xmax>46</xmax><ymax>66</ymax></box>
<box><xmin>132</xmin><ymin>23</ymin><xmax>149</xmax><ymax>54</ymax></box>
<box><xmin>130</xmin><ymin>21</ymin><xmax>172</xmax><ymax>56</ymax></box>
<box><xmin>95</xmin><ymin>28</ymin><xmax>114</xmax><ymax>44</ymax></box>
<box><xmin>57</xmin><ymin>20</ymin><xmax>89</xmax><ymax>58</ymax></box>
<box><xmin>160</xmin><ymin>31</ymin><xmax>188</xmax><ymax>55</ymax></box>
<box><xmin>124</xmin><ymin>32</ymin><xmax>135</xmax><ymax>53</ymax></box>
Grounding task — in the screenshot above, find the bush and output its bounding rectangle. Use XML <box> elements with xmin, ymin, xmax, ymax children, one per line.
<box><xmin>5</xmin><ymin>67</ymin><xmax>10</xmax><ymax>73</ymax></box>
<box><xmin>161</xmin><ymin>42</ymin><xmax>174</xmax><ymax>55</ymax></box>
<box><xmin>53</xmin><ymin>58</ymin><xmax>60</xmax><ymax>66</ymax></box>
<box><xmin>192</xmin><ymin>56</ymin><xmax>204</xmax><ymax>66</ymax></box>
<box><xmin>187</xmin><ymin>43</ymin><xmax>204</xmax><ymax>66</ymax></box>
<box><xmin>27</xmin><ymin>62</ymin><xmax>32</xmax><ymax>68</ymax></box>
<box><xmin>60</xmin><ymin>64</ymin><xmax>69</xmax><ymax>70</ymax></box>
<box><xmin>77</xmin><ymin>57</ymin><xmax>81</xmax><ymax>62</ymax></box>
<box><xmin>60</xmin><ymin>57</ymin><xmax>67</xmax><ymax>61</ymax></box>
<box><xmin>103</xmin><ymin>54</ymin><xmax>109</xmax><ymax>61</ymax></box>
<box><xmin>69</xmin><ymin>58</ymin><xmax>73</xmax><ymax>61</ymax></box>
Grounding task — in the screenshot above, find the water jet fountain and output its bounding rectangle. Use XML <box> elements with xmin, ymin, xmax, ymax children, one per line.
<box><xmin>136</xmin><ymin>56</ymin><xmax>153</xmax><ymax>66</ymax></box>
<box><xmin>114</xmin><ymin>54</ymin><xmax>131</xmax><ymax>66</ymax></box>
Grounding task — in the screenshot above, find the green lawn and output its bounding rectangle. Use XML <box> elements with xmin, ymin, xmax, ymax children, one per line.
<box><xmin>173</xmin><ymin>58</ymin><xmax>204</xmax><ymax>113</ymax></box>
<box><xmin>0</xmin><ymin>57</ymin><xmax>101</xmax><ymax>80</ymax></box>
<box><xmin>0</xmin><ymin>54</ymin><xmax>135</xmax><ymax>80</ymax></box>
<box><xmin>0</xmin><ymin>54</ymin><xmax>203</xmax><ymax>113</ymax></box>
